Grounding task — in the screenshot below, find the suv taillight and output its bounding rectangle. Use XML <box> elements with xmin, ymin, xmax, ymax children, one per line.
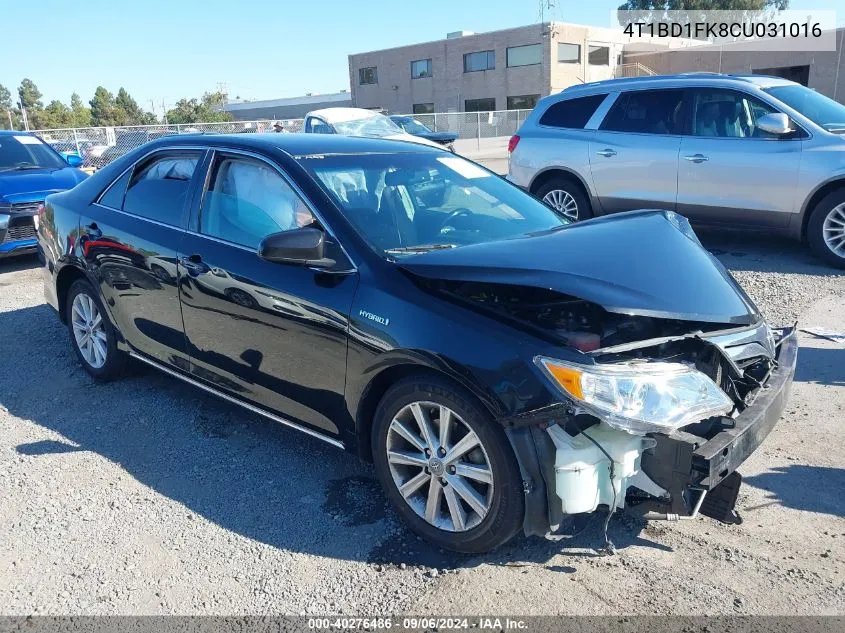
<box><xmin>507</xmin><ymin>135</ymin><xmax>520</xmax><ymax>153</ymax></box>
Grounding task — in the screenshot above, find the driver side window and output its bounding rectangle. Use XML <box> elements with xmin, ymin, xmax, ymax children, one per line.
<box><xmin>690</xmin><ymin>89</ymin><xmax>780</xmax><ymax>138</ymax></box>
<box><xmin>200</xmin><ymin>156</ymin><xmax>314</xmax><ymax>250</ymax></box>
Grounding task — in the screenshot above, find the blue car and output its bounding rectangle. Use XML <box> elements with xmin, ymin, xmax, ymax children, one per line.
<box><xmin>0</xmin><ymin>131</ymin><xmax>88</xmax><ymax>259</ymax></box>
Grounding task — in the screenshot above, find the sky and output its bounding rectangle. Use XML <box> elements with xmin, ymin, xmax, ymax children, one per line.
<box><xmin>2</xmin><ymin>0</ymin><xmax>841</xmax><ymax>118</ymax></box>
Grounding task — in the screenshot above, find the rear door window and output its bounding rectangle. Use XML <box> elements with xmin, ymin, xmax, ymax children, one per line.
<box><xmin>122</xmin><ymin>151</ymin><xmax>202</xmax><ymax>226</ymax></box>
<box><xmin>538</xmin><ymin>94</ymin><xmax>608</xmax><ymax>128</ymax></box>
<box><xmin>600</xmin><ymin>89</ymin><xmax>685</xmax><ymax>135</ymax></box>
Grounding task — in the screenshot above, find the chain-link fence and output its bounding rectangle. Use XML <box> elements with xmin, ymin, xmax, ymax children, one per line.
<box><xmin>31</xmin><ymin>109</ymin><xmax>530</xmax><ymax>170</ymax></box>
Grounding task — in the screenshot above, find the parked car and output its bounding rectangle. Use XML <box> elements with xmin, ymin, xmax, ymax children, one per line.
<box><xmin>0</xmin><ymin>131</ymin><xmax>87</xmax><ymax>259</ymax></box>
<box><xmin>508</xmin><ymin>73</ymin><xmax>845</xmax><ymax>268</ymax></box>
<box><xmin>304</xmin><ymin>107</ymin><xmax>444</xmax><ymax>149</ymax></box>
<box><xmin>389</xmin><ymin>115</ymin><xmax>458</xmax><ymax>151</ymax></box>
<box><xmin>39</xmin><ymin>134</ymin><xmax>796</xmax><ymax>553</ymax></box>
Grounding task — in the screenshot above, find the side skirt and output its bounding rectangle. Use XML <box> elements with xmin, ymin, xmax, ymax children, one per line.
<box><xmin>128</xmin><ymin>351</ymin><xmax>345</xmax><ymax>450</ymax></box>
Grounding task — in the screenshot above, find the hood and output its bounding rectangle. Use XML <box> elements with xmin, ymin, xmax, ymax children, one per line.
<box><xmin>383</xmin><ymin>133</ymin><xmax>445</xmax><ymax>150</ymax></box>
<box><xmin>398</xmin><ymin>210</ymin><xmax>760</xmax><ymax>325</ymax></box>
<box><xmin>416</xmin><ymin>131</ymin><xmax>458</xmax><ymax>144</ymax></box>
<box><xmin>0</xmin><ymin>167</ymin><xmax>87</xmax><ymax>204</ymax></box>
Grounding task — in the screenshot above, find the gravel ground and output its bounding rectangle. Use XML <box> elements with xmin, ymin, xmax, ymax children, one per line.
<box><xmin>0</xmin><ymin>231</ymin><xmax>843</xmax><ymax>616</ymax></box>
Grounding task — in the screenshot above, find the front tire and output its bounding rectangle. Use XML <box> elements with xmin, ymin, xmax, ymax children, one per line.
<box><xmin>372</xmin><ymin>375</ymin><xmax>524</xmax><ymax>553</ymax></box>
<box><xmin>534</xmin><ymin>176</ymin><xmax>592</xmax><ymax>222</ymax></box>
<box><xmin>808</xmin><ymin>189</ymin><xmax>845</xmax><ymax>269</ymax></box>
<box><xmin>66</xmin><ymin>279</ymin><xmax>127</xmax><ymax>380</ymax></box>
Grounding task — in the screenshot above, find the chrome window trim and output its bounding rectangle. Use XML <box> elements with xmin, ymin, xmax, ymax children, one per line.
<box><xmin>195</xmin><ymin>147</ymin><xmax>359</xmax><ymax>271</ymax></box>
<box><xmin>129</xmin><ymin>351</ymin><xmax>344</xmax><ymax>449</ymax></box>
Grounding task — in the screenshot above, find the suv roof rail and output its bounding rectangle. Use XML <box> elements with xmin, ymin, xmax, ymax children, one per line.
<box><xmin>561</xmin><ymin>72</ymin><xmax>774</xmax><ymax>93</ymax></box>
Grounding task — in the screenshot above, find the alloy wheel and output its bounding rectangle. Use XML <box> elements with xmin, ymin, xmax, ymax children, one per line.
<box><xmin>386</xmin><ymin>401</ymin><xmax>494</xmax><ymax>532</ymax></box>
<box><xmin>823</xmin><ymin>202</ymin><xmax>845</xmax><ymax>258</ymax></box>
<box><xmin>71</xmin><ymin>293</ymin><xmax>108</xmax><ymax>369</ymax></box>
<box><xmin>542</xmin><ymin>189</ymin><xmax>578</xmax><ymax>220</ymax></box>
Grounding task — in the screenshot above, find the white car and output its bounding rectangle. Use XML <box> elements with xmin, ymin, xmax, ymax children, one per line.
<box><xmin>303</xmin><ymin>107</ymin><xmax>444</xmax><ymax>150</ymax></box>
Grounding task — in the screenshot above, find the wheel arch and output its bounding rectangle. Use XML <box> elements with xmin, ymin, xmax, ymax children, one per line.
<box><xmin>528</xmin><ymin>166</ymin><xmax>592</xmax><ymax>199</ymax></box>
<box><xmin>352</xmin><ymin>360</ymin><xmax>506</xmax><ymax>462</ymax></box>
<box><xmin>799</xmin><ymin>176</ymin><xmax>845</xmax><ymax>241</ymax></box>
<box><xmin>55</xmin><ymin>264</ymin><xmax>89</xmax><ymax>324</ymax></box>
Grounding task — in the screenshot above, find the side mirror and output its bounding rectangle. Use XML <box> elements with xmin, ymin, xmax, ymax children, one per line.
<box><xmin>258</xmin><ymin>227</ymin><xmax>335</xmax><ymax>268</ymax></box>
<box><xmin>64</xmin><ymin>153</ymin><xmax>84</xmax><ymax>168</ymax></box>
<box><xmin>756</xmin><ymin>112</ymin><xmax>793</xmax><ymax>136</ymax></box>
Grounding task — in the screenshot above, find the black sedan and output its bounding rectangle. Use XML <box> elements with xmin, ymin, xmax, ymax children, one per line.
<box><xmin>389</xmin><ymin>115</ymin><xmax>458</xmax><ymax>151</ymax></box>
<box><xmin>38</xmin><ymin>134</ymin><xmax>796</xmax><ymax>553</ymax></box>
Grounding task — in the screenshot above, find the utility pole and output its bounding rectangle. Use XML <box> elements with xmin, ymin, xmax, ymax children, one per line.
<box><xmin>6</xmin><ymin>110</ymin><xmax>13</xmax><ymax>130</ymax></box>
<box><xmin>161</xmin><ymin>99</ymin><xmax>168</xmax><ymax>125</ymax></box>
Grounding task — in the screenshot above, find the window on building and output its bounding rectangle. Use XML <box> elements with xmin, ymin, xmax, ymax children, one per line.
<box><xmin>600</xmin><ymin>89</ymin><xmax>685</xmax><ymax>135</ymax></box>
<box><xmin>588</xmin><ymin>45</ymin><xmax>609</xmax><ymax>66</ymax></box>
<box><xmin>359</xmin><ymin>67</ymin><xmax>378</xmax><ymax>85</ymax></box>
<box><xmin>411</xmin><ymin>59</ymin><xmax>433</xmax><ymax>79</ymax></box>
<box><xmin>506</xmin><ymin>43</ymin><xmax>541</xmax><ymax>68</ymax></box>
<box><xmin>507</xmin><ymin>95</ymin><xmax>540</xmax><ymax>110</ymax></box>
<box><xmin>465</xmin><ymin>98</ymin><xmax>496</xmax><ymax>112</ymax></box>
<box><xmin>558</xmin><ymin>43</ymin><xmax>581</xmax><ymax>64</ymax></box>
<box><xmin>413</xmin><ymin>103</ymin><xmax>435</xmax><ymax>114</ymax></box>
<box><xmin>539</xmin><ymin>94</ymin><xmax>608</xmax><ymax>128</ymax></box>
<box><xmin>464</xmin><ymin>50</ymin><xmax>495</xmax><ymax>73</ymax></box>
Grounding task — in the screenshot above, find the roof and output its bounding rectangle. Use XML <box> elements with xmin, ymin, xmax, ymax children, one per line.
<box><xmin>146</xmin><ymin>132</ymin><xmax>440</xmax><ymax>156</ymax></box>
<box><xmin>0</xmin><ymin>130</ymin><xmax>34</xmax><ymax>136</ymax></box>
<box><xmin>306</xmin><ymin>107</ymin><xmax>380</xmax><ymax>123</ymax></box>
<box><xmin>222</xmin><ymin>91</ymin><xmax>351</xmax><ymax>112</ymax></box>
<box><xmin>561</xmin><ymin>73</ymin><xmax>798</xmax><ymax>95</ymax></box>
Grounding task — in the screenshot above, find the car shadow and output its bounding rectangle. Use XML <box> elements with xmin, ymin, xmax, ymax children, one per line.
<box><xmin>0</xmin><ymin>303</ymin><xmax>667</xmax><ymax>570</ymax></box>
<box><xmin>744</xmin><ymin>465</ymin><xmax>845</xmax><ymax>518</ymax></box>
<box><xmin>0</xmin><ymin>253</ymin><xmax>40</xmax><ymax>275</ymax></box>
<box><xmin>793</xmin><ymin>345</ymin><xmax>845</xmax><ymax>386</ymax></box>
<box><xmin>697</xmin><ymin>229</ymin><xmax>844</xmax><ymax>276</ymax></box>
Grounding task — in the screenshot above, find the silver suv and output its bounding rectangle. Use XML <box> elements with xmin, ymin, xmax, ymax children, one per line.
<box><xmin>508</xmin><ymin>74</ymin><xmax>845</xmax><ymax>268</ymax></box>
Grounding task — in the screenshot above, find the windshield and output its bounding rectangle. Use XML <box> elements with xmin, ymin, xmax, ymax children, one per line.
<box><xmin>765</xmin><ymin>85</ymin><xmax>845</xmax><ymax>133</ymax></box>
<box><xmin>333</xmin><ymin>114</ymin><xmax>404</xmax><ymax>138</ymax></box>
<box><xmin>299</xmin><ymin>152</ymin><xmax>569</xmax><ymax>255</ymax></box>
<box><xmin>398</xmin><ymin>118</ymin><xmax>432</xmax><ymax>134</ymax></box>
<box><xmin>0</xmin><ymin>134</ymin><xmax>67</xmax><ymax>171</ymax></box>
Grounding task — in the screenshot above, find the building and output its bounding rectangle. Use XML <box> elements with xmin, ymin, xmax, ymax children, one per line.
<box><xmin>347</xmin><ymin>22</ymin><xmax>695</xmax><ymax>114</ymax></box>
<box><xmin>626</xmin><ymin>28</ymin><xmax>845</xmax><ymax>103</ymax></box>
<box><xmin>221</xmin><ymin>91</ymin><xmax>353</xmax><ymax>121</ymax></box>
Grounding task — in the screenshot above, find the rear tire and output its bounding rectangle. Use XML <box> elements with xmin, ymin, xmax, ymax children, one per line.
<box><xmin>807</xmin><ymin>188</ymin><xmax>845</xmax><ymax>269</ymax></box>
<box><xmin>66</xmin><ymin>279</ymin><xmax>127</xmax><ymax>381</ymax></box>
<box><xmin>371</xmin><ymin>374</ymin><xmax>524</xmax><ymax>554</ymax></box>
<box><xmin>534</xmin><ymin>175</ymin><xmax>592</xmax><ymax>222</ymax></box>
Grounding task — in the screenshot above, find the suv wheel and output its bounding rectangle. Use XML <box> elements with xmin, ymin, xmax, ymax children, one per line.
<box><xmin>808</xmin><ymin>189</ymin><xmax>845</xmax><ymax>269</ymax></box>
<box><xmin>535</xmin><ymin>176</ymin><xmax>591</xmax><ymax>222</ymax></box>
<box><xmin>372</xmin><ymin>375</ymin><xmax>524</xmax><ymax>553</ymax></box>
<box><xmin>66</xmin><ymin>279</ymin><xmax>127</xmax><ymax>380</ymax></box>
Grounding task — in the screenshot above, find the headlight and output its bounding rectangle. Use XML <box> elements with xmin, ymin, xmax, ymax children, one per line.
<box><xmin>536</xmin><ymin>357</ymin><xmax>733</xmax><ymax>434</ymax></box>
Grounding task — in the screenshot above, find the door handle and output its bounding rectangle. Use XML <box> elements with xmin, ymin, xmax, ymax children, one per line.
<box><xmin>683</xmin><ymin>154</ymin><xmax>709</xmax><ymax>163</ymax></box>
<box><xmin>596</xmin><ymin>149</ymin><xmax>617</xmax><ymax>158</ymax></box>
<box><xmin>179</xmin><ymin>254</ymin><xmax>209</xmax><ymax>275</ymax></box>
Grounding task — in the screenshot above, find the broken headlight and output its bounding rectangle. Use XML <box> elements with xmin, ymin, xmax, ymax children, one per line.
<box><xmin>536</xmin><ymin>357</ymin><xmax>734</xmax><ymax>435</ymax></box>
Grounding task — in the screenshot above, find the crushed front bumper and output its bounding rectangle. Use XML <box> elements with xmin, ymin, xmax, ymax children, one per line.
<box><xmin>639</xmin><ymin>326</ymin><xmax>798</xmax><ymax>517</ymax></box>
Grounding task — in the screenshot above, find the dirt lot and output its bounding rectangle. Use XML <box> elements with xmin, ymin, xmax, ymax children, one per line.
<box><xmin>1</xmin><ymin>231</ymin><xmax>843</xmax><ymax>616</ymax></box>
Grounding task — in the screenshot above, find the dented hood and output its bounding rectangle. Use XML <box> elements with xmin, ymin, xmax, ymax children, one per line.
<box><xmin>398</xmin><ymin>210</ymin><xmax>760</xmax><ymax>325</ymax></box>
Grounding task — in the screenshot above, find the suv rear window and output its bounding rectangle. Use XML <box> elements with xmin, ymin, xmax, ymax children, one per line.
<box><xmin>538</xmin><ymin>94</ymin><xmax>607</xmax><ymax>129</ymax></box>
<box><xmin>600</xmin><ymin>89</ymin><xmax>685</xmax><ymax>135</ymax></box>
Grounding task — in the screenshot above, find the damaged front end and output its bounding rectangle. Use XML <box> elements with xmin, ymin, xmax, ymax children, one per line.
<box><xmin>398</xmin><ymin>210</ymin><xmax>798</xmax><ymax>538</ymax></box>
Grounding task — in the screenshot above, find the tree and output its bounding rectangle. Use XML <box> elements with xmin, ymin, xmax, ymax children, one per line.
<box><xmin>115</xmin><ymin>87</ymin><xmax>157</xmax><ymax>125</ymax></box>
<box><xmin>0</xmin><ymin>83</ymin><xmax>15</xmax><ymax>130</ymax></box>
<box><xmin>89</xmin><ymin>86</ymin><xmax>120</xmax><ymax>126</ymax></box>
<box><xmin>17</xmin><ymin>78</ymin><xmax>43</xmax><ymax>110</ymax></box>
<box><xmin>39</xmin><ymin>100</ymin><xmax>74</xmax><ymax>129</ymax></box>
<box><xmin>618</xmin><ymin>0</ymin><xmax>789</xmax><ymax>26</ymax></box>
<box><xmin>69</xmin><ymin>93</ymin><xmax>92</xmax><ymax>128</ymax></box>
<box><xmin>165</xmin><ymin>91</ymin><xmax>232</xmax><ymax>124</ymax></box>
